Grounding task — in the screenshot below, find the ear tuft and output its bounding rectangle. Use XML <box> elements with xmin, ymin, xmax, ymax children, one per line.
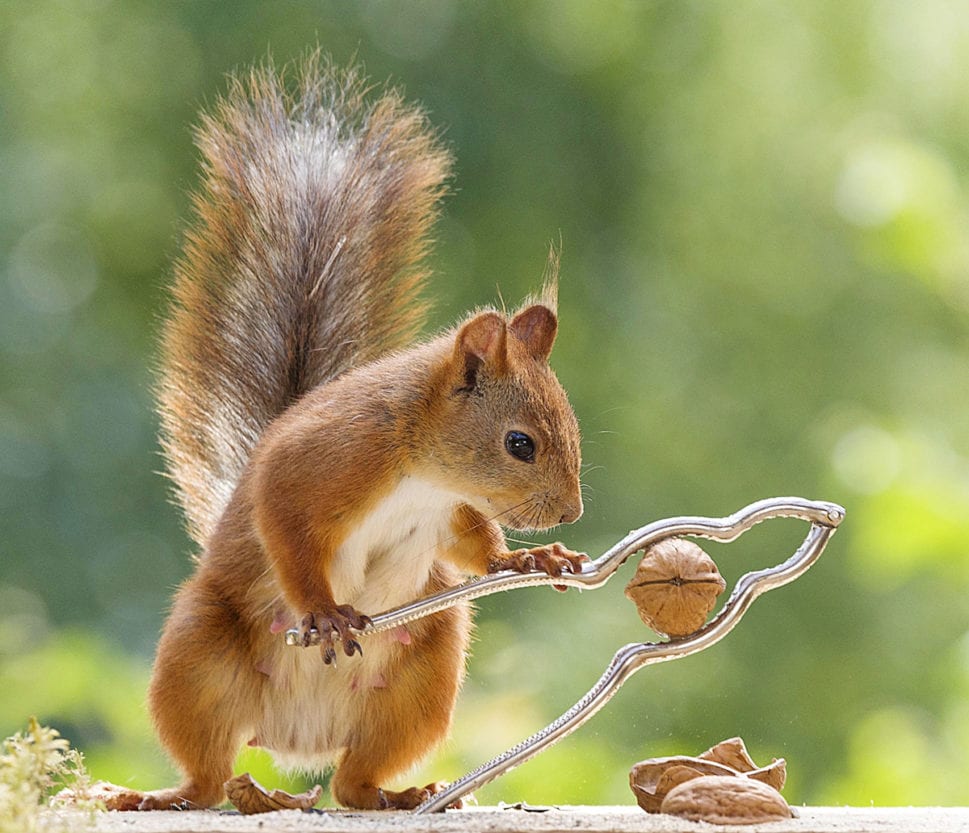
<box><xmin>539</xmin><ymin>242</ymin><xmax>560</xmax><ymax>312</ymax></box>
<box><xmin>509</xmin><ymin>304</ymin><xmax>557</xmax><ymax>361</ymax></box>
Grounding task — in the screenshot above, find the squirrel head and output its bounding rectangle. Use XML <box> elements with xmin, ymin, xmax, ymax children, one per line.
<box><xmin>425</xmin><ymin>301</ymin><xmax>583</xmax><ymax>532</ymax></box>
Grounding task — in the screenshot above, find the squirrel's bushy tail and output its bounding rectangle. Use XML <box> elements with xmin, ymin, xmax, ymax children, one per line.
<box><xmin>158</xmin><ymin>54</ymin><xmax>452</xmax><ymax>548</ymax></box>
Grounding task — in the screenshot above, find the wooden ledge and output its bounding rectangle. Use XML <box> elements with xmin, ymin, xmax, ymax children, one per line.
<box><xmin>81</xmin><ymin>805</ymin><xmax>969</xmax><ymax>833</ymax></box>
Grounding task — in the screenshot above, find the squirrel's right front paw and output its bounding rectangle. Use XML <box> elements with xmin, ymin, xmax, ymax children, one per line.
<box><xmin>299</xmin><ymin>606</ymin><xmax>372</xmax><ymax>665</ymax></box>
<box><xmin>490</xmin><ymin>543</ymin><xmax>588</xmax><ymax>578</ymax></box>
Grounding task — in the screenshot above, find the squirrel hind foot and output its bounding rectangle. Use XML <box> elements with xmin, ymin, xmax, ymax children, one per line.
<box><xmin>135</xmin><ymin>783</ymin><xmax>225</xmax><ymax>811</ymax></box>
<box><xmin>338</xmin><ymin>782</ymin><xmax>459</xmax><ymax>811</ymax></box>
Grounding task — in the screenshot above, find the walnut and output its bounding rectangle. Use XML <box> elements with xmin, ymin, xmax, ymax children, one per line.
<box><xmin>224</xmin><ymin>772</ymin><xmax>322</xmax><ymax>814</ymax></box>
<box><xmin>660</xmin><ymin>775</ymin><xmax>792</xmax><ymax>824</ymax></box>
<box><xmin>630</xmin><ymin>736</ymin><xmax>787</xmax><ymax>814</ymax></box>
<box><xmin>624</xmin><ymin>538</ymin><xmax>726</xmax><ymax>637</ymax></box>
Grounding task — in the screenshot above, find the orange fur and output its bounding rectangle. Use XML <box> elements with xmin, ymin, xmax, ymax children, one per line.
<box><xmin>141</xmin><ymin>55</ymin><xmax>584</xmax><ymax>811</ymax></box>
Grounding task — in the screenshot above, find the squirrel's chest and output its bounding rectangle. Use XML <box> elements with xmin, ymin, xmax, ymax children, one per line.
<box><xmin>328</xmin><ymin>475</ymin><xmax>462</xmax><ymax>613</ymax></box>
<box><xmin>256</xmin><ymin>476</ymin><xmax>466</xmax><ymax>766</ymax></box>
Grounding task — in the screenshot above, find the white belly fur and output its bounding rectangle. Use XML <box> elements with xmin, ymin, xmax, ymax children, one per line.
<box><xmin>256</xmin><ymin>475</ymin><xmax>463</xmax><ymax>771</ymax></box>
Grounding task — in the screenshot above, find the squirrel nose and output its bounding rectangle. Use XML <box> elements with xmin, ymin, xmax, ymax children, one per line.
<box><xmin>559</xmin><ymin>498</ymin><xmax>583</xmax><ymax>525</ymax></box>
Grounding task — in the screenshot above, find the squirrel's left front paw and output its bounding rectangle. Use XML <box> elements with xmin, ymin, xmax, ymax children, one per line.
<box><xmin>490</xmin><ymin>543</ymin><xmax>588</xmax><ymax>580</ymax></box>
<box><xmin>299</xmin><ymin>606</ymin><xmax>372</xmax><ymax>665</ymax></box>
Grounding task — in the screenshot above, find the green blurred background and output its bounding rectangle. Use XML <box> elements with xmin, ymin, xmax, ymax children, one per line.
<box><xmin>3</xmin><ymin>0</ymin><xmax>969</xmax><ymax>808</ymax></box>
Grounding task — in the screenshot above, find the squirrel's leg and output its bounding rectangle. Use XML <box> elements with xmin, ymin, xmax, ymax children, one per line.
<box><xmin>256</xmin><ymin>512</ymin><xmax>372</xmax><ymax>664</ymax></box>
<box><xmin>444</xmin><ymin>505</ymin><xmax>508</xmax><ymax>575</ymax></box>
<box><xmin>140</xmin><ymin>575</ymin><xmax>258</xmax><ymax>810</ymax></box>
<box><xmin>446</xmin><ymin>505</ymin><xmax>588</xmax><ymax>578</ymax></box>
<box><xmin>331</xmin><ymin>579</ymin><xmax>469</xmax><ymax>810</ymax></box>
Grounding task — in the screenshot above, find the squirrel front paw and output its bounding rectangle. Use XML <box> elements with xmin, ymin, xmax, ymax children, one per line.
<box><xmin>490</xmin><ymin>543</ymin><xmax>588</xmax><ymax>586</ymax></box>
<box><xmin>299</xmin><ymin>605</ymin><xmax>372</xmax><ymax>664</ymax></box>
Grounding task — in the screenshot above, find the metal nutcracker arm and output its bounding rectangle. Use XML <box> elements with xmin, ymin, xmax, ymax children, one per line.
<box><xmin>413</xmin><ymin>496</ymin><xmax>843</xmax><ymax>813</ymax></box>
<box><xmin>285</xmin><ymin>497</ymin><xmax>844</xmax><ymax>644</ymax></box>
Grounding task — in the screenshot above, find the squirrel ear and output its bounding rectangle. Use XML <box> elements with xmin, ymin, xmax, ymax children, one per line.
<box><xmin>454</xmin><ymin>311</ymin><xmax>507</xmax><ymax>390</ymax></box>
<box><xmin>509</xmin><ymin>304</ymin><xmax>557</xmax><ymax>362</ymax></box>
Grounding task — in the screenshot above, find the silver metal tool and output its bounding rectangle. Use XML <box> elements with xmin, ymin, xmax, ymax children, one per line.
<box><xmin>284</xmin><ymin>496</ymin><xmax>844</xmax><ymax>813</ymax></box>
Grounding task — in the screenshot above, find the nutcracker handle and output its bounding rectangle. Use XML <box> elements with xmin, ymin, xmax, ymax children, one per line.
<box><xmin>285</xmin><ymin>496</ymin><xmax>844</xmax><ymax>645</ymax></box>
<box><xmin>413</xmin><ymin>498</ymin><xmax>844</xmax><ymax>813</ymax></box>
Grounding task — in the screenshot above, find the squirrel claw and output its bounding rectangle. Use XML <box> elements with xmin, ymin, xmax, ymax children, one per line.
<box><xmin>346</xmin><ymin>611</ymin><xmax>373</xmax><ymax>631</ymax></box>
<box><xmin>300</xmin><ymin>606</ymin><xmax>371</xmax><ymax>664</ymax></box>
<box><xmin>372</xmin><ymin>782</ymin><xmax>460</xmax><ymax>811</ymax></box>
<box><xmin>491</xmin><ymin>543</ymin><xmax>588</xmax><ymax>581</ymax></box>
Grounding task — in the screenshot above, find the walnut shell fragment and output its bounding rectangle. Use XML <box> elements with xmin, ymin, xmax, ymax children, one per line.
<box><xmin>624</xmin><ymin>538</ymin><xmax>726</xmax><ymax>637</ymax></box>
<box><xmin>660</xmin><ymin>775</ymin><xmax>792</xmax><ymax>825</ymax></box>
<box><xmin>630</xmin><ymin>736</ymin><xmax>787</xmax><ymax>813</ymax></box>
<box><xmin>700</xmin><ymin>736</ymin><xmax>787</xmax><ymax>792</ymax></box>
<box><xmin>629</xmin><ymin>757</ymin><xmax>738</xmax><ymax>812</ymax></box>
<box><xmin>699</xmin><ymin>736</ymin><xmax>758</xmax><ymax>771</ymax></box>
<box><xmin>224</xmin><ymin>772</ymin><xmax>322</xmax><ymax>814</ymax></box>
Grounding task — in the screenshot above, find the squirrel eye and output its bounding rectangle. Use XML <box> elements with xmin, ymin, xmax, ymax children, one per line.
<box><xmin>504</xmin><ymin>431</ymin><xmax>535</xmax><ymax>463</ymax></box>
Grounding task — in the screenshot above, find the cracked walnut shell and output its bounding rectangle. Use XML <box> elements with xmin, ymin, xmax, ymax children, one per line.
<box><xmin>661</xmin><ymin>775</ymin><xmax>792</xmax><ymax>825</ymax></box>
<box><xmin>624</xmin><ymin>538</ymin><xmax>726</xmax><ymax>637</ymax></box>
<box><xmin>630</xmin><ymin>736</ymin><xmax>788</xmax><ymax>817</ymax></box>
<box><xmin>701</xmin><ymin>737</ymin><xmax>787</xmax><ymax>792</ymax></box>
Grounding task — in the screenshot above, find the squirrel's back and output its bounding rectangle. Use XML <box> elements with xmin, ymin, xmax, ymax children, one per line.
<box><xmin>158</xmin><ymin>55</ymin><xmax>452</xmax><ymax>548</ymax></box>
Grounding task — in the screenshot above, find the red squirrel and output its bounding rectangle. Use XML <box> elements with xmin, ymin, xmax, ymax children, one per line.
<box><xmin>137</xmin><ymin>55</ymin><xmax>585</xmax><ymax>811</ymax></box>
